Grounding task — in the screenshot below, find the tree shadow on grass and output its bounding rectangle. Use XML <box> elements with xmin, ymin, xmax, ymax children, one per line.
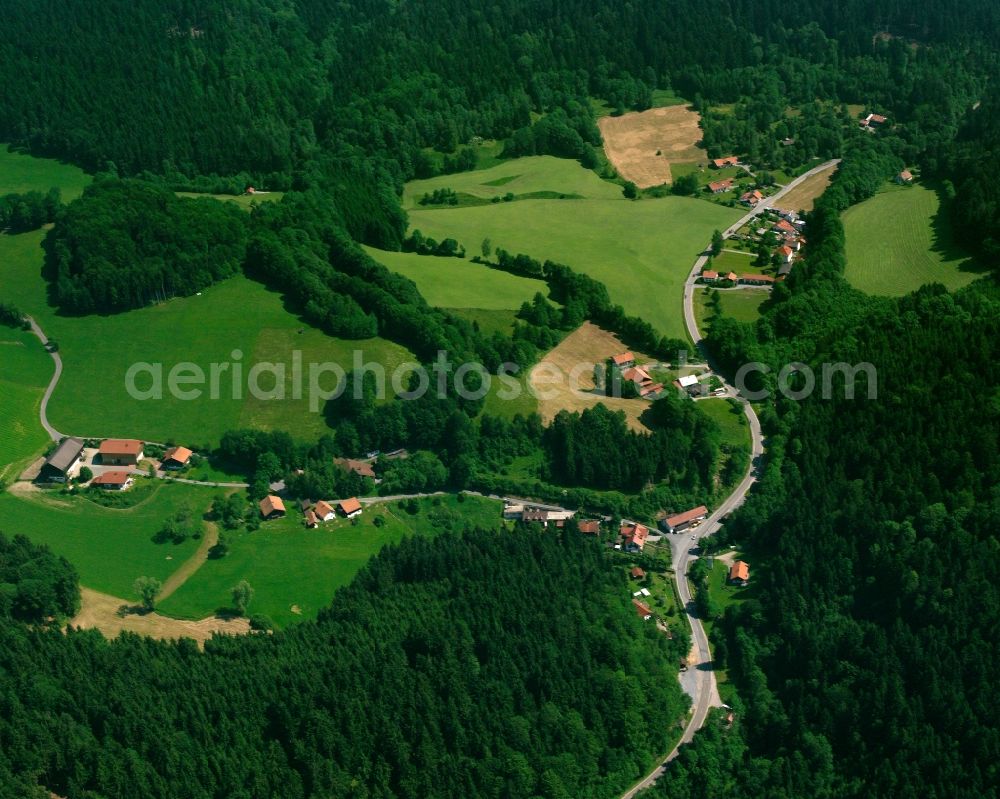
<box><xmin>928</xmin><ymin>182</ymin><xmax>990</xmax><ymax>277</ymax></box>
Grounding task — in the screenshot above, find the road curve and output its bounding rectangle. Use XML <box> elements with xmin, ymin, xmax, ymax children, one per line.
<box><xmin>620</xmin><ymin>163</ymin><xmax>841</xmax><ymax>799</ymax></box>
<box><xmin>25</xmin><ymin>316</ymin><xmax>65</xmax><ymax>441</ymax></box>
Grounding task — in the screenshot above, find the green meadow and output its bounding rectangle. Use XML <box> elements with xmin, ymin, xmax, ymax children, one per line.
<box><xmin>693</xmin><ymin>287</ymin><xmax>770</xmax><ymax>335</ymax></box>
<box><xmin>175</xmin><ymin>191</ymin><xmax>284</xmax><ymax>209</ymax></box>
<box><xmin>843</xmin><ymin>183</ymin><xmax>986</xmax><ymax>296</ymax></box>
<box><xmin>407</xmin><ymin>185</ymin><xmax>740</xmax><ymax>341</ymax></box>
<box><xmin>362</xmin><ymin>247</ymin><xmax>552</xmax><ymax>309</ymax></box>
<box><xmin>159</xmin><ymin>494</ymin><xmax>503</xmax><ymax>626</ymax></box>
<box><xmin>697</xmin><ymin>397</ymin><xmax>751</xmax><ymax>455</ymax></box>
<box><xmin>0</xmin><ymin>147</ymin><xmax>89</xmax><ymax>200</ymax></box>
<box><xmin>0</xmin><ymin>327</ymin><xmax>52</xmax><ymax>481</ymax></box>
<box><xmin>0</xmin><ymin>481</ymin><xmax>215</xmax><ymax>597</ymax></box>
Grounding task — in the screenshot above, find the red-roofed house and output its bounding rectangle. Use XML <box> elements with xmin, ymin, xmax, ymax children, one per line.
<box><xmin>777</xmin><ymin>245</ymin><xmax>794</xmax><ymax>264</ymax></box>
<box><xmin>99</xmin><ymin>439</ymin><xmax>144</xmax><ymax>465</ymax></box>
<box><xmin>304</xmin><ymin>510</ymin><xmax>318</xmax><ymax>528</ymax></box>
<box><xmin>662</xmin><ymin>505</ymin><xmax>709</xmax><ymax>533</ymax></box>
<box><xmin>621</xmin><ymin>522</ymin><xmax>649</xmax><ymax>552</ymax></box>
<box><xmin>740</xmin><ymin>189</ymin><xmax>764</xmax><ymax>207</ymax></box>
<box><xmin>639</xmin><ymin>382</ymin><xmax>664</xmax><ymax>398</ymax></box>
<box><xmin>774</xmin><ymin>219</ymin><xmax>797</xmax><ymax>235</ymax></box>
<box><xmin>334</xmin><ymin>458</ymin><xmax>376</xmax><ymax>479</ymax></box>
<box><xmin>622</xmin><ymin>366</ymin><xmax>652</xmax><ymax>385</ymax></box>
<box><xmin>259</xmin><ymin>495</ymin><xmax>286</xmax><ymax>520</ymax></box>
<box><xmin>630</xmin><ymin>566</ymin><xmax>646</xmax><ymax>581</ymax></box>
<box><xmin>578</xmin><ymin>520</ymin><xmax>601</xmax><ymax>535</ymax></box>
<box><xmin>896</xmin><ymin>169</ymin><xmax>914</xmax><ymax>184</ymax></box>
<box><xmin>740</xmin><ymin>274</ymin><xmax>775</xmax><ymax>286</ymax></box>
<box><xmin>708</xmin><ymin>178</ymin><xmax>733</xmax><ymax>194</ymax></box>
<box><xmin>91</xmin><ymin>470</ymin><xmax>134</xmax><ymax>491</ymax></box>
<box><xmin>700</xmin><ymin>269</ymin><xmax>719</xmax><ymax>283</ymax></box>
<box><xmin>338</xmin><ymin>497</ymin><xmax>363</xmax><ymax>519</ymax></box>
<box><xmin>611</xmin><ymin>352</ymin><xmax>635</xmax><ymax>368</ymax></box>
<box><xmin>728</xmin><ymin>560</ymin><xmax>750</xmax><ymax>586</ymax></box>
<box><xmin>712</xmin><ymin>156</ymin><xmax>739</xmax><ymax>168</ymax></box>
<box><xmin>161</xmin><ymin>446</ymin><xmax>192</xmax><ymax>470</ymax></box>
<box><xmin>314</xmin><ymin>500</ymin><xmax>336</xmax><ymax>522</ymax></box>
<box><xmin>725</xmin><ymin>271</ymin><xmax>739</xmax><ymax>283</ymax></box>
<box><xmin>632</xmin><ymin>598</ymin><xmax>653</xmax><ymax>620</ymax></box>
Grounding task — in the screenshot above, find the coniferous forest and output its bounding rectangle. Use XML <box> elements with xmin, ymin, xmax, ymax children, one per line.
<box><xmin>0</xmin><ymin>1</ymin><xmax>999</xmax><ymax>797</ymax></box>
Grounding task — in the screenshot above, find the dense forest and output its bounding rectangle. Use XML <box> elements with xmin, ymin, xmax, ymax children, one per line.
<box><xmin>0</xmin><ymin>527</ymin><xmax>688</xmax><ymax>798</ymax></box>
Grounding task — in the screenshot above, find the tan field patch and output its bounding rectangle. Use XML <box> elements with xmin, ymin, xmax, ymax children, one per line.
<box><xmin>69</xmin><ymin>587</ymin><xmax>250</xmax><ymax>646</ymax></box>
<box><xmin>775</xmin><ymin>162</ymin><xmax>838</xmax><ymax>213</ymax></box>
<box><xmin>598</xmin><ymin>105</ymin><xmax>706</xmax><ymax>188</ymax></box>
<box><xmin>529</xmin><ymin>322</ymin><xmax>655</xmax><ymax>432</ymax></box>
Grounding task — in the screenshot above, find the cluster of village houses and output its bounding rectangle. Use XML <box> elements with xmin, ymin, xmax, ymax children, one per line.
<box><xmin>705</xmin><ymin>155</ymin><xmax>777</xmax><ymax>209</ymax></box>
<box><xmin>699</xmin><ymin>209</ymin><xmax>807</xmax><ymax>287</ymax></box>
<box><xmin>610</xmin><ymin>351</ymin><xmax>665</xmax><ymax>399</ymax></box>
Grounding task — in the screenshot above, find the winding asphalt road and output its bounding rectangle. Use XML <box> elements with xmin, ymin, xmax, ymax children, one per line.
<box><xmin>620</xmin><ymin>162</ymin><xmax>839</xmax><ymax>798</ymax></box>
<box><xmin>26</xmin><ymin>316</ymin><xmax>64</xmax><ymax>441</ymax></box>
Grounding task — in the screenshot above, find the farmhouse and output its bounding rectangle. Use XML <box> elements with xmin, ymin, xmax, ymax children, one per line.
<box><xmin>620</xmin><ymin>522</ymin><xmax>649</xmax><ymax>552</ymax></box>
<box><xmin>630</xmin><ymin>566</ymin><xmax>646</xmax><ymax>581</ymax></box>
<box><xmin>40</xmin><ymin>437</ymin><xmax>84</xmax><ymax>482</ymax></box>
<box><xmin>776</xmin><ymin>245</ymin><xmax>795</xmax><ymax>264</ymax></box>
<box><xmin>728</xmin><ymin>560</ymin><xmax>750</xmax><ymax>586</ymax></box>
<box><xmin>662</xmin><ymin>505</ymin><xmax>709</xmax><ymax>533</ymax></box>
<box><xmin>632</xmin><ymin>598</ymin><xmax>653</xmax><ymax>620</ymax></box>
<box><xmin>674</xmin><ymin>374</ymin><xmax>699</xmax><ymax>394</ymax></box>
<box><xmin>522</xmin><ymin>508</ymin><xmax>549</xmax><ymax>524</ymax></box>
<box><xmin>259</xmin><ymin>495</ymin><xmax>286</xmax><ymax>520</ymax></box>
<box><xmin>99</xmin><ymin>439</ymin><xmax>144</xmax><ymax>465</ymax></box>
<box><xmin>622</xmin><ymin>366</ymin><xmax>651</xmax><ymax>384</ymax></box>
<box><xmin>782</xmin><ymin>235</ymin><xmax>802</xmax><ymax>251</ymax></box>
<box><xmin>338</xmin><ymin>497</ymin><xmax>363</xmax><ymax>519</ymax></box>
<box><xmin>611</xmin><ymin>352</ymin><xmax>635</xmax><ymax>368</ymax></box>
<box><xmin>725</xmin><ymin>271</ymin><xmax>739</xmax><ymax>283</ymax></box>
<box><xmin>314</xmin><ymin>500</ymin><xmax>336</xmax><ymax>522</ymax></box>
<box><xmin>304</xmin><ymin>510</ymin><xmax>318</xmax><ymax>528</ymax></box>
<box><xmin>712</xmin><ymin>156</ymin><xmax>739</xmax><ymax>168</ymax></box>
<box><xmin>740</xmin><ymin>274</ymin><xmax>775</xmax><ymax>286</ymax></box>
<box><xmin>896</xmin><ymin>169</ymin><xmax>914</xmax><ymax>184</ymax></box>
<box><xmin>700</xmin><ymin>269</ymin><xmax>719</xmax><ymax>283</ymax></box>
<box><xmin>774</xmin><ymin>219</ymin><xmax>797</xmax><ymax>236</ymax></box>
<box><xmin>740</xmin><ymin>189</ymin><xmax>764</xmax><ymax>207</ymax></box>
<box><xmin>578</xmin><ymin>520</ymin><xmax>601</xmax><ymax>535</ymax></box>
<box><xmin>639</xmin><ymin>382</ymin><xmax>664</xmax><ymax>398</ymax></box>
<box><xmin>860</xmin><ymin>113</ymin><xmax>888</xmax><ymax>128</ymax></box>
<box><xmin>160</xmin><ymin>446</ymin><xmax>192</xmax><ymax>470</ymax></box>
<box><xmin>708</xmin><ymin>178</ymin><xmax>733</xmax><ymax>194</ymax></box>
<box><xmin>91</xmin><ymin>470</ymin><xmax>134</xmax><ymax>491</ymax></box>
<box><xmin>333</xmin><ymin>458</ymin><xmax>377</xmax><ymax>479</ymax></box>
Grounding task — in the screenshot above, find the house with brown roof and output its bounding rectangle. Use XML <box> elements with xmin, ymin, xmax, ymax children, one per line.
<box><xmin>338</xmin><ymin>497</ymin><xmax>363</xmax><ymax>519</ymax></box>
<box><xmin>99</xmin><ymin>439</ymin><xmax>144</xmax><ymax>465</ymax></box>
<box><xmin>774</xmin><ymin>219</ymin><xmax>797</xmax><ymax>235</ymax></box>
<box><xmin>611</xmin><ymin>352</ymin><xmax>635</xmax><ymax>368</ymax></box>
<box><xmin>740</xmin><ymin>189</ymin><xmax>764</xmax><ymax>207</ymax></box>
<box><xmin>700</xmin><ymin>269</ymin><xmax>719</xmax><ymax>283</ymax></box>
<box><xmin>708</xmin><ymin>178</ymin><xmax>733</xmax><ymax>194</ymax></box>
<box><xmin>740</xmin><ymin>274</ymin><xmax>775</xmax><ymax>286</ymax></box>
<box><xmin>621</xmin><ymin>522</ymin><xmax>649</xmax><ymax>552</ymax></box>
<box><xmin>161</xmin><ymin>446</ymin><xmax>192</xmax><ymax>470</ymax></box>
<box><xmin>630</xmin><ymin>566</ymin><xmax>646</xmax><ymax>581</ymax></box>
<box><xmin>776</xmin><ymin>245</ymin><xmax>794</xmax><ymax>264</ymax></box>
<box><xmin>662</xmin><ymin>505</ymin><xmax>709</xmax><ymax>533</ymax></box>
<box><xmin>304</xmin><ymin>510</ymin><xmax>318</xmax><ymax>528</ymax></box>
<box><xmin>896</xmin><ymin>169</ymin><xmax>914</xmax><ymax>184</ymax></box>
<box><xmin>725</xmin><ymin>271</ymin><xmax>739</xmax><ymax>283</ymax></box>
<box><xmin>860</xmin><ymin>113</ymin><xmax>888</xmax><ymax>128</ymax></box>
<box><xmin>712</xmin><ymin>156</ymin><xmax>739</xmax><ymax>168</ymax></box>
<box><xmin>639</xmin><ymin>382</ymin><xmax>664</xmax><ymax>398</ymax></box>
<box><xmin>259</xmin><ymin>495</ymin><xmax>286</xmax><ymax>520</ymax></box>
<box><xmin>578</xmin><ymin>520</ymin><xmax>601</xmax><ymax>535</ymax></box>
<box><xmin>632</xmin><ymin>598</ymin><xmax>653</xmax><ymax>620</ymax></box>
<box><xmin>333</xmin><ymin>458</ymin><xmax>376</xmax><ymax>480</ymax></box>
<box><xmin>91</xmin><ymin>470</ymin><xmax>134</xmax><ymax>491</ymax></box>
<box><xmin>314</xmin><ymin>500</ymin><xmax>336</xmax><ymax>522</ymax></box>
<box><xmin>40</xmin><ymin>437</ymin><xmax>84</xmax><ymax>482</ymax></box>
<box><xmin>728</xmin><ymin>560</ymin><xmax>750</xmax><ymax>586</ymax></box>
<box><xmin>622</xmin><ymin>366</ymin><xmax>651</xmax><ymax>384</ymax></box>
<box><xmin>522</xmin><ymin>508</ymin><xmax>549</xmax><ymax>524</ymax></box>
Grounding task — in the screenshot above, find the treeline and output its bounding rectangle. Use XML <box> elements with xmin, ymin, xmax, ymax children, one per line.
<box><xmin>0</xmin><ymin>187</ymin><xmax>60</xmax><ymax>232</ymax></box>
<box><xmin>0</xmin><ymin>527</ymin><xmax>687</xmax><ymax>798</ymax></box>
<box><xmin>0</xmin><ymin>303</ymin><xmax>28</xmax><ymax>330</ymax></box>
<box><xmin>44</xmin><ymin>178</ymin><xmax>249</xmax><ymax>314</ymax></box>
<box><xmin>0</xmin><ymin>533</ymin><xmax>79</xmax><ymax>624</ymax></box>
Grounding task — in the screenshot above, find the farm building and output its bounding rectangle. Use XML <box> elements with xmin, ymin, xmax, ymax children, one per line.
<box><xmin>774</xmin><ymin>219</ymin><xmax>797</xmax><ymax>235</ymax></box>
<box><xmin>896</xmin><ymin>169</ymin><xmax>914</xmax><ymax>184</ymax></box>
<box><xmin>630</xmin><ymin>566</ymin><xmax>646</xmax><ymax>581</ymax></box>
<box><xmin>259</xmin><ymin>495</ymin><xmax>286</xmax><ymax>520</ymax></box>
<box><xmin>632</xmin><ymin>598</ymin><xmax>653</xmax><ymax>620</ymax></box>
<box><xmin>674</xmin><ymin>374</ymin><xmax>699</xmax><ymax>393</ymax></box>
<box><xmin>725</xmin><ymin>271</ymin><xmax>738</xmax><ymax>283</ymax></box>
<box><xmin>622</xmin><ymin>366</ymin><xmax>651</xmax><ymax>384</ymax></box>
<box><xmin>91</xmin><ymin>470</ymin><xmax>134</xmax><ymax>491</ymax></box>
<box><xmin>728</xmin><ymin>560</ymin><xmax>750</xmax><ymax>586</ymax></box>
<box><xmin>740</xmin><ymin>274</ymin><xmax>775</xmax><ymax>286</ymax></box>
<box><xmin>304</xmin><ymin>510</ymin><xmax>318</xmax><ymax>528</ymax></box>
<box><xmin>338</xmin><ymin>497</ymin><xmax>363</xmax><ymax>519</ymax></box>
<box><xmin>662</xmin><ymin>505</ymin><xmax>709</xmax><ymax>533</ymax></box>
<box><xmin>712</xmin><ymin>156</ymin><xmax>739</xmax><ymax>168</ymax></box>
<box><xmin>40</xmin><ymin>437</ymin><xmax>84</xmax><ymax>482</ymax></box>
<box><xmin>160</xmin><ymin>446</ymin><xmax>192</xmax><ymax>470</ymax></box>
<box><xmin>99</xmin><ymin>439</ymin><xmax>144</xmax><ymax>465</ymax></box>
<box><xmin>611</xmin><ymin>352</ymin><xmax>635</xmax><ymax>368</ymax></box>
<box><xmin>621</xmin><ymin>522</ymin><xmax>649</xmax><ymax>552</ymax></box>
<box><xmin>578</xmin><ymin>520</ymin><xmax>601</xmax><ymax>535</ymax></box>
<box><xmin>640</xmin><ymin>382</ymin><xmax>664</xmax><ymax>398</ymax></box>
<box><xmin>777</xmin><ymin>261</ymin><xmax>794</xmax><ymax>279</ymax></box>
<box><xmin>522</xmin><ymin>508</ymin><xmax>549</xmax><ymax>524</ymax></box>
<box><xmin>708</xmin><ymin>178</ymin><xmax>733</xmax><ymax>194</ymax></box>
<box><xmin>860</xmin><ymin>113</ymin><xmax>888</xmax><ymax>128</ymax></box>
<box><xmin>333</xmin><ymin>458</ymin><xmax>376</xmax><ymax>479</ymax></box>
<box><xmin>314</xmin><ymin>500</ymin><xmax>336</xmax><ymax>522</ymax></box>
<box><xmin>740</xmin><ymin>189</ymin><xmax>764</xmax><ymax>207</ymax></box>
<box><xmin>776</xmin><ymin>245</ymin><xmax>795</xmax><ymax>264</ymax></box>
<box><xmin>700</xmin><ymin>269</ymin><xmax>719</xmax><ymax>283</ymax></box>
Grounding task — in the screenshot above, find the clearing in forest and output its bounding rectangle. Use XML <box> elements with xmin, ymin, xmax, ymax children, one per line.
<box><xmin>598</xmin><ymin>105</ymin><xmax>706</xmax><ymax>188</ymax></box>
<box><xmin>528</xmin><ymin>322</ymin><xmax>656</xmax><ymax>432</ymax></box>
<box><xmin>773</xmin><ymin>161</ymin><xmax>838</xmax><ymax>213</ymax></box>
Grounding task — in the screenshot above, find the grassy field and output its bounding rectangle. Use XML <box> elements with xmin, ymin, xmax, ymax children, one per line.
<box><xmin>403</xmin><ymin>155</ymin><xmax>622</xmax><ymax>208</ymax></box>
<box><xmin>773</xmin><ymin>161</ymin><xmax>836</xmax><ymax>213</ymax></box>
<box><xmin>0</xmin><ymin>232</ymin><xmax>412</xmax><ymax>446</ymax></box>
<box><xmin>843</xmin><ymin>183</ymin><xmax>986</xmax><ymax>296</ymax></box>
<box><xmin>0</xmin><ymin>481</ymin><xmax>215</xmax><ymax>598</ymax></box>
<box><xmin>0</xmin><ymin>327</ymin><xmax>52</xmax><ymax>481</ymax></box>
<box><xmin>175</xmin><ymin>191</ymin><xmax>284</xmax><ymax>209</ymax></box>
<box><xmin>0</xmin><ymin>147</ymin><xmax>89</xmax><ymax>200</ymax></box>
<box><xmin>407</xmin><ymin>180</ymin><xmax>741</xmax><ymax>341</ymax></box>
<box><xmin>707</xmin><ymin>250</ymin><xmax>766</xmax><ymax>275</ymax></box>
<box><xmin>697</xmin><ymin>398</ymin><xmax>750</xmax><ymax>455</ymax></box>
<box><xmin>159</xmin><ymin>494</ymin><xmax>503</xmax><ymax>626</ymax></box>
<box><xmin>693</xmin><ymin>287</ymin><xmax>770</xmax><ymax>336</ymax></box>
<box><xmin>362</xmin><ymin>247</ymin><xmax>551</xmax><ymax>309</ymax></box>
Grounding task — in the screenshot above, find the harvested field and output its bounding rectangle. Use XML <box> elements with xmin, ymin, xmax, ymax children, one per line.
<box><xmin>774</xmin><ymin>161</ymin><xmax>837</xmax><ymax>212</ymax></box>
<box><xmin>528</xmin><ymin>322</ymin><xmax>654</xmax><ymax>432</ymax></box>
<box><xmin>69</xmin><ymin>587</ymin><xmax>250</xmax><ymax>646</ymax></box>
<box><xmin>598</xmin><ymin>105</ymin><xmax>705</xmax><ymax>188</ymax></box>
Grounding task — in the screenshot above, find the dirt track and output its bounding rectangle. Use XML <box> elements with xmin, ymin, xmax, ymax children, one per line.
<box><xmin>598</xmin><ymin>106</ymin><xmax>705</xmax><ymax>188</ymax></box>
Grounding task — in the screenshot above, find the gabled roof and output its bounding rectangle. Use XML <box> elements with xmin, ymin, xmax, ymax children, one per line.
<box><xmin>676</xmin><ymin>374</ymin><xmax>699</xmax><ymax>388</ymax></box>
<box><xmin>726</xmin><ymin>271</ymin><xmax>738</xmax><ymax>281</ymax></box>
<box><xmin>741</xmin><ymin>273</ymin><xmax>775</xmax><ymax>283</ymax></box>
<box><xmin>622</xmin><ymin>366</ymin><xmax>651</xmax><ymax>384</ymax></box>
<box><xmin>162</xmin><ymin>446</ymin><xmax>192</xmax><ymax>465</ymax></box>
<box><xmin>314</xmin><ymin>500</ymin><xmax>335</xmax><ymax>518</ymax></box>
<box><xmin>338</xmin><ymin>497</ymin><xmax>363</xmax><ymax>515</ymax></box>
<box><xmin>778</xmin><ymin>245</ymin><xmax>794</xmax><ymax>257</ymax></box>
<box><xmin>775</xmin><ymin>219</ymin><xmax>797</xmax><ymax>234</ymax></box>
<box><xmin>632</xmin><ymin>598</ymin><xmax>653</xmax><ymax>618</ymax></box>
<box><xmin>45</xmin><ymin>437</ymin><xmax>84</xmax><ymax>472</ymax></box>
<box><xmin>899</xmin><ymin>169</ymin><xmax>913</xmax><ymax>181</ymax></box>
<box><xmin>631</xmin><ymin>566</ymin><xmax>646</xmax><ymax>579</ymax></box>
<box><xmin>334</xmin><ymin>458</ymin><xmax>376</xmax><ymax>479</ymax></box>
<box><xmin>99</xmin><ymin>439</ymin><xmax>143</xmax><ymax>456</ymax></box>
<box><xmin>611</xmin><ymin>352</ymin><xmax>634</xmax><ymax>366</ymax></box>
<box><xmin>665</xmin><ymin>505</ymin><xmax>709</xmax><ymax>528</ymax></box>
<box><xmin>729</xmin><ymin>560</ymin><xmax>750</xmax><ymax>581</ymax></box>
<box><xmin>712</xmin><ymin>156</ymin><xmax>739</xmax><ymax>167</ymax></box>
<box><xmin>578</xmin><ymin>520</ymin><xmax>601</xmax><ymax>534</ymax></box>
<box><xmin>708</xmin><ymin>178</ymin><xmax>733</xmax><ymax>192</ymax></box>
<box><xmin>92</xmin><ymin>470</ymin><xmax>132</xmax><ymax>486</ymax></box>
<box><xmin>621</xmin><ymin>522</ymin><xmax>649</xmax><ymax>549</ymax></box>
<box><xmin>304</xmin><ymin>510</ymin><xmax>318</xmax><ymax>526</ymax></box>
<box><xmin>259</xmin><ymin>495</ymin><xmax>285</xmax><ymax>516</ymax></box>
<box><xmin>702</xmin><ymin>270</ymin><xmax>719</xmax><ymax>280</ymax></box>
<box><xmin>639</xmin><ymin>382</ymin><xmax>664</xmax><ymax>397</ymax></box>
<box><xmin>522</xmin><ymin>508</ymin><xmax>549</xmax><ymax>523</ymax></box>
